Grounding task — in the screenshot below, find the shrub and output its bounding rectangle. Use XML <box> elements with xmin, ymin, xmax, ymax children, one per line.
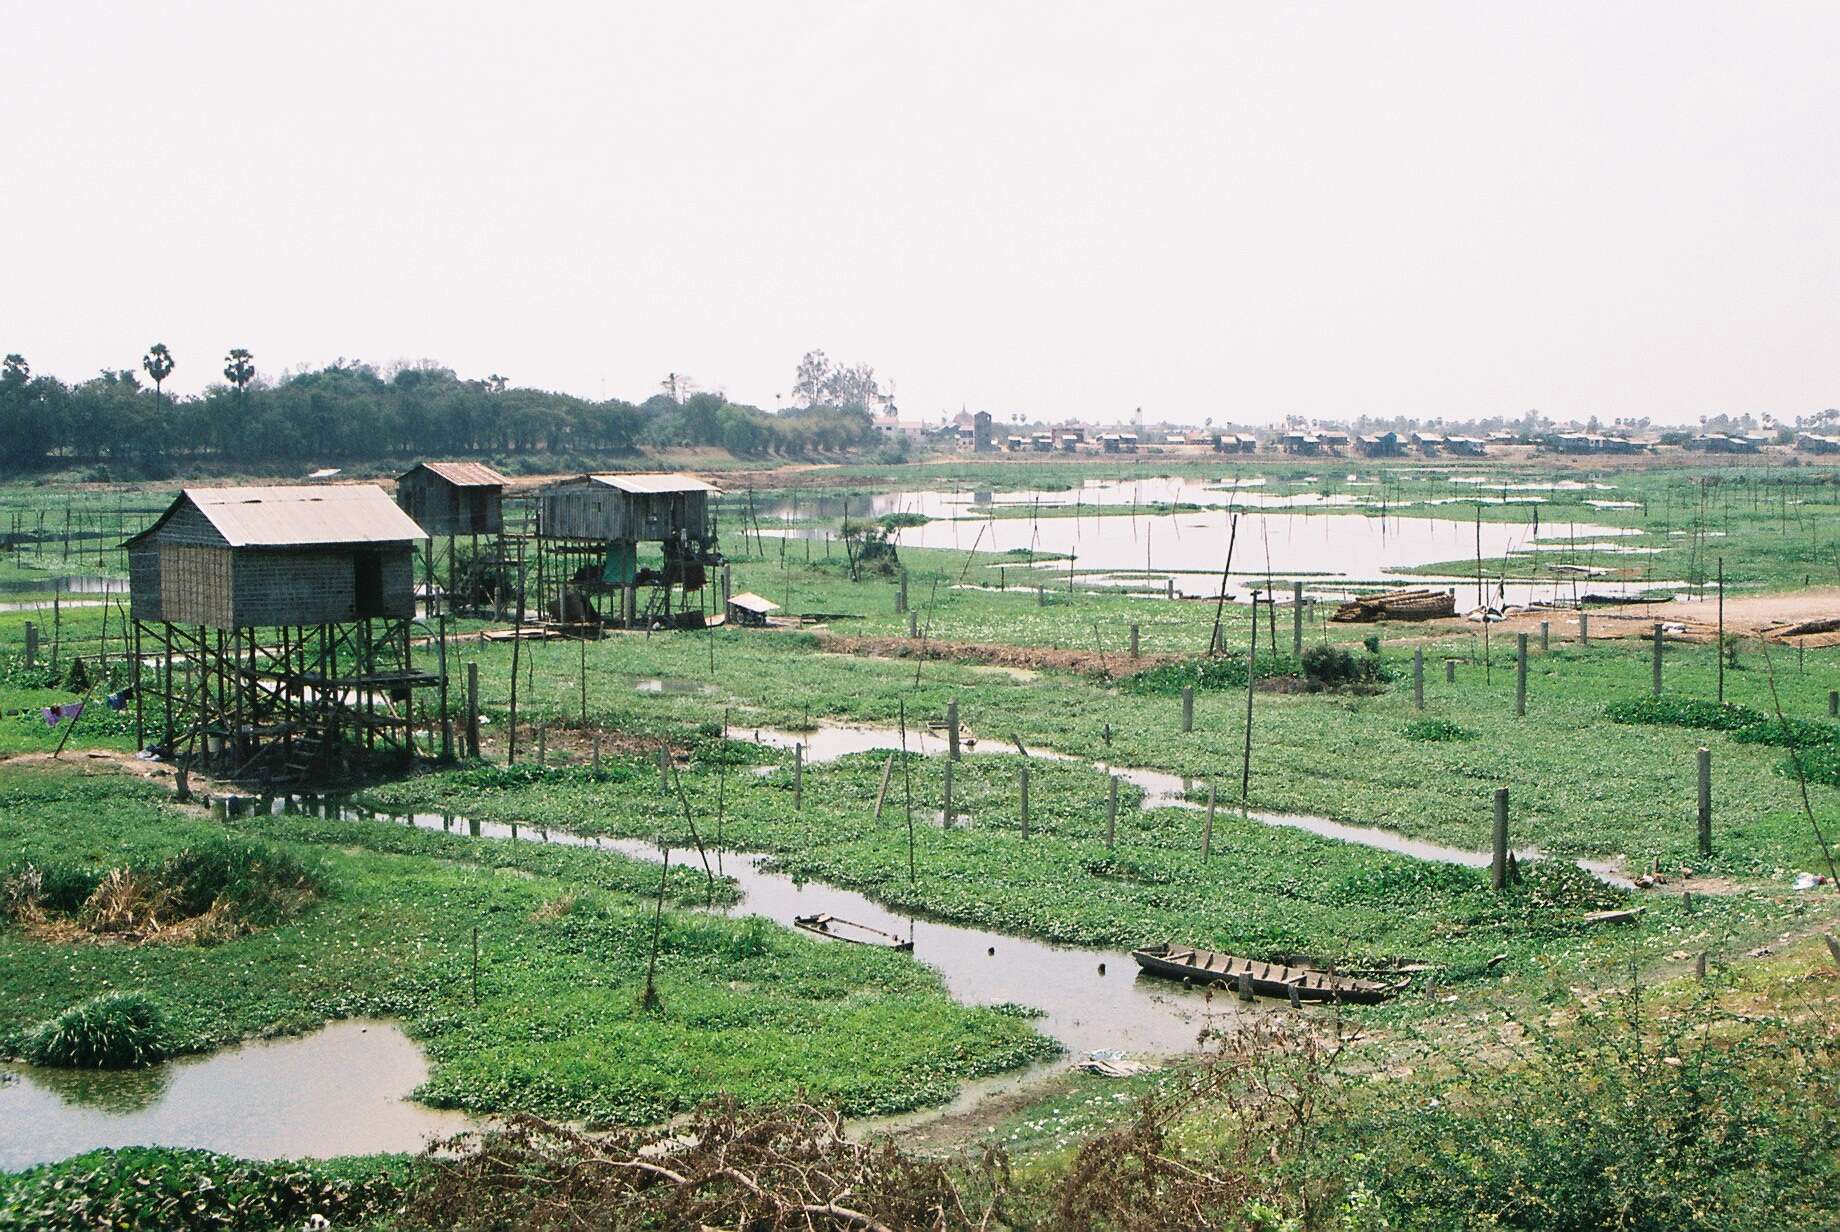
<box><xmin>21</xmin><ymin>992</ymin><xmax>169</xmax><ymax>1069</ymax></box>
<box><xmin>1403</xmin><ymin>717</ymin><xmax>1471</xmax><ymax>742</ymax></box>
<box><xmin>1301</xmin><ymin>644</ymin><xmax>1387</xmax><ymax>691</ymax></box>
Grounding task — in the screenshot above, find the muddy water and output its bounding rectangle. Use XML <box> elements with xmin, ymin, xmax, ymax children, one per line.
<box><xmin>756</xmin><ymin>478</ymin><xmax>1660</xmax><ymax>608</ymax></box>
<box><xmin>261</xmin><ymin>796</ymin><xmax>1239</xmax><ymax>1059</ymax></box>
<box><xmin>0</xmin><ymin>1020</ymin><xmax>472</xmax><ymax>1170</ymax></box>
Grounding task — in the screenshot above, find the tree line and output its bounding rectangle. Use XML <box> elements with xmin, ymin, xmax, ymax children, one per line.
<box><xmin>0</xmin><ymin>348</ymin><xmax>892</xmax><ymax>474</ymax></box>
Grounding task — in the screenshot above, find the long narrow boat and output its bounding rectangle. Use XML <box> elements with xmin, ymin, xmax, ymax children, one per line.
<box><xmin>793</xmin><ymin>913</ymin><xmax>914</xmax><ymax>951</ymax></box>
<box><xmin>1131</xmin><ymin>943</ymin><xmax>1406</xmax><ymax>1004</ymax></box>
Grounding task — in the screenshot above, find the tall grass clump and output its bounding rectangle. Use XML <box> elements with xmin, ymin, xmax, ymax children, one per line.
<box><xmin>21</xmin><ymin>992</ymin><xmax>169</xmax><ymax>1068</ymax></box>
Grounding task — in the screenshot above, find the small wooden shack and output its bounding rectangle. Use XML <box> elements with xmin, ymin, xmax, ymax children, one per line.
<box><xmin>726</xmin><ymin>592</ymin><xmax>780</xmax><ymax>627</ymax></box>
<box><xmin>126</xmin><ymin>485</ymin><xmax>426</xmax><ymax>628</ymax></box>
<box><xmin>395</xmin><ymin>461</ymin><xmax>508</xmax><ymax>536</ymax></box>
<box><xmin>538</xmin><ymin>474</ymin><xmax>717</xmax><ymax>545</ymax></box>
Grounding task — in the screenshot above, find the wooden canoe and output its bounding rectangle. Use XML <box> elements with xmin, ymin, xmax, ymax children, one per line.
<box><xmin>793</xmin><ymin>913</ymin><xmax>914</xmax><ymax>951</ymax></box>
<box><xmin>1131</xmin><ymin>943</ymin><xmax>1406</xmax><ymax>1004</ymax></box>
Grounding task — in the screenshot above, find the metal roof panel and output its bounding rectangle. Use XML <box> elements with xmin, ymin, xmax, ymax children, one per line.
<box><xmin>408</xmin><ymin>461</ymin><xmax>509</xmax><ymax>487</ymax></box>
<box><xmin>586</xmin><ymin>473</ymin><xmax>721</xmax><ymax>495</ymax></box>
<box><xmin>182</xmin><ymin>485</ymin><xmax>428</xmax><ymax>547</ymax></box>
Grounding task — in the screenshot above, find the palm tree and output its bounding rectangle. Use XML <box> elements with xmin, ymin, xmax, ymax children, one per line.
<box><xmin>223</xmin><ymin>348</ymin><xmax>255</xmax><ymax>415</ymax></box>
<box><xmin>142</xmin><ymin>343</ymin><xmax>175</xmax><ymax>408</ymax></box>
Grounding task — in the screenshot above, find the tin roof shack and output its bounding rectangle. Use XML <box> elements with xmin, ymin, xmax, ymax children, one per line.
<box><xmin>726</xmin><ymin>592</ymin><xmax>780</xmax><ymax>627</ymax></box>
<box><xmin>396</xmin><ymin>462</ymin><xmax>508</xmax><ymax>536</ymax></box>
<box><xmin>536</xmin><ymin>474</ymin><xmax>722</xmax><ymax>628</ymax></box>
<box><xmin>128</xmin><ymin>485</ymin><xmax>424</xmax><ymax>628</ymax></box>
<box><xmin>124</xmin><ymin>485</ymin><xmax>438</xmax><ymax>779</ymax></box>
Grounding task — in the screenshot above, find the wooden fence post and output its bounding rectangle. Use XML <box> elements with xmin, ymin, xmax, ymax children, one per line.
<box><xmin>1652</xmin><ymin>623</ymin><xmax>1664</xmax><ymax>696</ymax></box>
<box><xmin>592</xmin><ymin>730</ymin><xmax>601</xmax><ymax>769</ymax></box>
<box><xmin>659</xmin><ymin>743</ymin><xmax>671</xmax><ymax>792</ymax></box>
<box><xmin>1165</xmin><ymin>578</ymin><xmax>1174</xmax><ymax>600</ymax></box>
<box><xmin>897</xmin><ymin>570</ymin><xmax>908</xmax><ymax>614</ymax></box>
<box><xmin>1491</xmin><ymin>788</ymin><xmax>1509</xmax><ymax>890</ymax></box>
<box><xmin>23</xmin><ymin>621</ymin><xmax>35</xmax><ymax>668</ymax></box>
<box><xmin>1130</xmin><ymin>624</ymin><xmax>1140</xmax><ymax>659</ymax></box>
<box><xmin>1515</xmin><ymin>632</ymin><xmax>1528</xmax><ymax>717</ymax></box>
<box><xmin>1539</xmin><ymin>620</ymin><xmax>1549</xmax><ymax>652</ymax></box>
<box><xmin>1292</xmin><ymin>580</ymin><xmax>1303</xmax><ymax>659</ymax></box>
<box><xmin>537</xmin><ymin>725</ymin><xmax>546</xmax><ymax>767</ymax></box>
<box><xmin>947</xmin><ymin>699</ymin><xmax>960</xmax><ymax>760</ymax></box>
<box><xmin>793</xmin><ymin>742</ymin><xmax>803</xmax><ymax>810</ymax></box>
<box><xmin>1413</xmin><ymin>647</ymin><xmax>1424</xmax><ymax>710</ymax></box>
<box><xmin>465</xmin><ymin>662</ymin><xmax>480</xmax><ymax>759</ymax></box>
<box><xmin>1579</xmin><ymin>612</ymin><xmax>1589</xmax><ymax>645</ymax></box>
<box><xmin>1037</xmin><ymin>587</ymin><xmax>1046</xmax><ymax>607</ymax></box>
<box><xmin>1181</xmin><ymin>686</ymin><xmax>1194</xmax><ymax>733</ymax></box>
<box><xmin>942</xmin><ymin>756</ymin><xmax>954</xmax><ymax>828</ymax></box>
<box><xmin>1697</xmin><ymin>746</ymin><xmax>1712</xmax><ymax>856</ymax></box>
<box><xmin>1106</xmin><ymin>776</ymin><xmax>1118</xmax><ymax>848</ymax></box>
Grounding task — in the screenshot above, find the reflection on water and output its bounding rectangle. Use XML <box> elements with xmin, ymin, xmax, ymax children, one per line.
<box><xmin>0</xmin><ymin>1020</ymin><xmax>472</xmax><ymax>1170</ymax></box>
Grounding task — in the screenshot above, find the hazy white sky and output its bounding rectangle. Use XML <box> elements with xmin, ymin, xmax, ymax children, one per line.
<box><xmin>4</xmin><ymin>2</ymin><xmax>1835</xmax><ymax>424</ymax></box>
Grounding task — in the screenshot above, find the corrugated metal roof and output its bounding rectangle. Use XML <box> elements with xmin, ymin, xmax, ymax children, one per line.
<box><xmin>585</xmin><ymin>473</ymin><xmax>721</xmax><ymax>495</ymax></box>
<box><xmin>132</xmin><ymin>485</ymin><xmax>428</xmax><ymax>548</ymax></box>
<box><xmin>727</xmin><ymin>592</ymin><xmax>781</xmax><ymax>613</ymax></box>
<box><xmin>408</xmin><ymin>461</ymin><xmax>509</xmax><ymax>487</ymax></box>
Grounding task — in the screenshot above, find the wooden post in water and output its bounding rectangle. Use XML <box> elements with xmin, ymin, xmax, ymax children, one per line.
<box><xmin>1652</xmin><ymin>623</ymin><xmax>1664</xmax><ymax>696</ymax></box>
<box><xmin>947</xmin><ymin>699</ymin><xmax>960</xmax><ymax>760</ymax></box>
<box><xmin>1515</xmin><ymin>633</ymin><xmax>1528</xmax><ymax>717</ymax></box>
<box><xmin>1181</xmin><ymin>686</ymin><xmax>1194</xmax><ymax>733</ymax></box>
<box><xmin>1106</xmin><ymin>775</ymin><xmax>1118</xmax><ymax>848</ymax></box>
<box><xmin>1019</xmin><ymin>761</ymin><xmax>1030</xmax><ymax>838</ymax></box>
<box><xmin>1697</xmin><ymin>746</ymin><xmax>1712</xmax><ymax>856</ymax></box>
<box><xmin>1202</xmin><ymin>782</ymin><xmax>1215</xmax><ymax>860</ymax></box>
<box><xmin>1165</xmin><ymin>578</ymin><xmax>1174</xmax><ymax>600</ymax></box>
<box><xmin>1237</xmin><ymin>970</ymin><xmax>1253</xmax><ymax>1001</ymax></box>
<box><xmin>1413</xmin><ymin>647</ymin><xmax>1424</xmax><ymax>710</ymax></box>
<box><xmin>1539</xmin><ymin>620</ymin><xmax>1549</xmax><ymax>652</ymax></box>
<box><xmin>1491</xmin><ymin>788</ymin><xmax>1509</xmax><ymax>890</ymax></box>
<box><xmin>465</xmin><ymin>663</ymin><xmax>480</xmax><ymax>759</ymax></box>
<box><xmin>793</xmin><ymin>742</ymin><xmax>803</xmax><ymax>810</ymax></box>
<box><xmin>1292</xmin><ymin>580</ymin><xmax>1303</xmax><ymax>659</ymax></box>
<box><xmin>1130</xmin><ymin>624</ymin><xmax>1140</xmax><ymax>659</ymax></box>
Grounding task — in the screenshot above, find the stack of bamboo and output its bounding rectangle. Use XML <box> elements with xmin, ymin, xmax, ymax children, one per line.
<box><xmin>1331</xmin><ymin>587</ymin><xmax>1456</xmax><ymax>623</ymax></box>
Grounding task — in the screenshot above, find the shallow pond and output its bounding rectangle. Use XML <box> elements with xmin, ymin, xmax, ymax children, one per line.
<box><xmin>0</xmin><ymin>1019</ymin><xmax>472</xmax><ymax>1171</ymax></box>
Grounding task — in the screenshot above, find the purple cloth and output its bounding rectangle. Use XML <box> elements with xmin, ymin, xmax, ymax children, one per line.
<box><xmin>41</xmin><ymin>702</ymin><xmax>85</xmax><ymax>727</ymax></box>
